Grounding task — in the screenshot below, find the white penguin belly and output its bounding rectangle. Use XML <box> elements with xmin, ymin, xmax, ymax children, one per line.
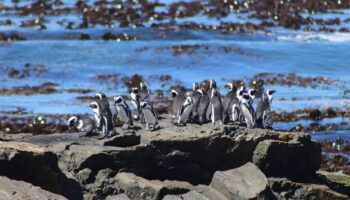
<box><xmin>117</xmin><ymin>106</ymin><xmax>129</xmax><ymax>123</ymax></box>
<box><xmin>242</xmin><ymin>105</ymin><xmax>253</xmax><ymax>126</ymax></box>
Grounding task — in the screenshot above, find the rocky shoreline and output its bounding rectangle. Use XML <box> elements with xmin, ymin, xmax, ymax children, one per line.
<box><xmin>0</xmin><ymin>116</ymin><xmax>349</xmax><ymax>200</ymax></box>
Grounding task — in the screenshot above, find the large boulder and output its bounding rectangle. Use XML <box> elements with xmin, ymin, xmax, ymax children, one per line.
<box><xmin>252</xmin><ymin>139</ymin><xmax>321</xmax><ymax>179</ymax></box>
<box><xmin>210</xmin><ymin>162</ymin><xmax>275</xmax><ymax>200</ymax></box>
<box><xmin>0</xmin><ymin>175</ymin><xmax>67</xmax><ymax>200</ymax></box>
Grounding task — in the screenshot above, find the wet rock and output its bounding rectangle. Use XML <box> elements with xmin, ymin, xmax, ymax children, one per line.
<box><xmin>0</xmin><ymin>82</ymin><xmax>59</xmax><ymax>96</ymax></box>
<box><xmin>252</xmin><ymin>139</ymin><xmax>322</xmax><ymax>179</ymax></box>
<box><xmin>309</xmin><ymin>109</ymin><xmax>323</xmax><ymax>120</ymax></box>
<box><xmin>0</xmin><ymin>32</ymin><xmax>26</xmax><ymax>41</ymax></box>
<box><xmin>268</xmin><ymin>177</ymin><xmax>349</xmax><ymax>200</ymax></box>
<box><xmin>317</xmin><ymin>171</ymin><xmax>350</xmax><ymax>196</ymax></box>
<box><xmin>210</xmin><ymin>162</ymin><xmax>275</xmax><ymax>200</ymax></box>
<box><xmin>0</xmin><ymin>176</ymin><xmax>67</xmax><ymax>200</ymax></box>
<box><xmin>79</xmin><ymin>33</ymin><xmax>90</xmax><ymax>40</ymax></box>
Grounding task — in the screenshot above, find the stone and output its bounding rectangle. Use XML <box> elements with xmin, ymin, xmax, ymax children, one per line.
<box><xmin>210</xmin><ymin>162</ymin><xmax>275</xmax><ymax>200</ymax></box>
<box><xmin>317</xmin><ymin>170</ymin><xmax>350</xmax><ymax>196</ymax></box>
<box><xmin>0</xmin><ymin>175</ymin><xmax>67</xmax><ymax>200</ymax></box>
<box><xmin>252</xmin><ymin>139</ymin><xmax>321</xmax><ymax>179</ymax></box>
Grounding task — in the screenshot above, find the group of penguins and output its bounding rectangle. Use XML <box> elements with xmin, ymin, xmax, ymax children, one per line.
<box><xmin>68</xmin><ymin>80</ymin><xmax>276</xmax><ymax>138</ymax></box>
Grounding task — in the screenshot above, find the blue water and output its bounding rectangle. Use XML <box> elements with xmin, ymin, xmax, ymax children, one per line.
<box><xmin>0</xmin><ymin>0</ymin><xmax>349</xmax><ymax>145</ymax></box>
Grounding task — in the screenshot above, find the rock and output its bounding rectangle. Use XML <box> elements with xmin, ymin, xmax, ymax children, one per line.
<box><xmin>0</xmin><ymin>176</ymin><xmax>67</xmax><ymax>200</ymax></box>
<box><xmin>101</xmin><ymin>133</ymin><xmax>140</xmax><ymax>147</ymax></box>
<box><xmin>0</xmin><ymin>141</ymin><xmax>82</xmax><ymax>199</ymax></box>
<box><xmin>210</xmin><ymin>162</ymin><xmax>275</xmax><ymax>200</ymax></box>
<box><xmin>317</xmin><ymin>170</ymin><xmax>350</xmax><ymax>196</ymax></box>
<box><xmin>252</xmin><ymin>139</ymin><xmax>321</xmax><ymax>179</ymax></box>
<box><xmin>309</xmin><ymin>109</ymin><xmax>323</xmax><ymax>120</ymax></box>
<box><xmin>106</xmin><ymin>194</ymin><xmax>131</xmax><ymax>200</ymax></box>
<box><xmin>268</xmin><ymin>177</ymin><xmax>349</xmax><ymax>200</ymax></box>
<box><xmin>116</xmin><ymin>172</ymin><xmax>166</xmax><ymax>200</ymax></box>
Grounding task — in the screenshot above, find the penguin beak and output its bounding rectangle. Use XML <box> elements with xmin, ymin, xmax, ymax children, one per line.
<box><xmin>270</xmin><ymin>90</ymin><xmax>276</xmax><ymax>95</ymax></box>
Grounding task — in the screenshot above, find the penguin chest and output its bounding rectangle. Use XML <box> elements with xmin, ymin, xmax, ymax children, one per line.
<box><xmin>178</xmin><ymin>105</ymin><xmax>192</xmax><ymax>123</ymax></box>
<box><xmin>143</xmin><ymin>109</ymin><xmax>157</xmax><ymax>125</ymax></box>
<box><xmin>242</xmin><ymin>104</ymin><xmax>255</xmax><ymax>126</ymax></box>
<box><xmin>117</xmin><ymin>106</ymin><xmax>129</xmax><ymax>123</ymax></box>
<box><xmin>77</xmin><ymin>120</ymin><xmax>84</xmax><ymax>131</ymax></box>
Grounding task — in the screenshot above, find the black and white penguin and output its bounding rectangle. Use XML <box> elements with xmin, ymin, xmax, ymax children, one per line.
<box><xmin>207</xmin><ymin>79</ymin><xmax>217</xmax><ymax>95</ymax></box>
<box><xmin>192</xmin><ymin>82</ymin><xmax>199</xmax><ymax>91</ymax></box>
<box><xmin>222</xmin><ymin>82</ymin><xmax>237</xmax><ymax>124</ymax></box>
<box><xmin>114</xmin><ymin>96</ymin><xmax>133</xmax><ymax>129</ymax></box>
<box><xmin>140</xmin><ymin>101</ymin><xmax>158</xmax><ymax>131</ymax></box>
<box><xmin>190</xmin><ymin>87</ymin><xmax>203</xmax><ymax>122</ymax></box>
<box><xmin>240</xmin><ymin>93</ymin><xmax>257</xmax><ymax>128</ymax></box>
<box><xmin>89</xmin><ymin>101</ymin><xmax>113</xmax><ymax>137</ymax></box>
<box><xmin>95</xmin><ymin>92</ymin><xmax>113</xmax><ymax>122</ymax></box>
<box><xmin>177</xmin><ymin>96</ymin><xmax>194</xmax><ymax>126</ymax></box>
<box><xmin>256</xmin><ymin>89</ymin><xmax>276</xmax><ymax>129</ymax></box>
<box><xmin>68</xmin><ymin>115</ymin><xmax>95</xmax><ymax>137</ymax></box>
<box><xmin>140</xmin><ymin>81</ymin><xmax>150</xmax><ymax>102</ymax></box>
<box><xmin>130</xmin><ymin>87</ymin><xmax>141</xmax><ymax>119</ymax></box>
<box><xmin>208</xmin><ymin>88</ymin><xmax>223</xmax><ymax>125</ymax></box>
<box><xmin>197</xmin><ymin>89</ymin><xmax>210</xmax><ymax>125</ymax></box>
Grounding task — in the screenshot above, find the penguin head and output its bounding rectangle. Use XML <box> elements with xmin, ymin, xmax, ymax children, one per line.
<box><xmin>248</xmin><ymin>89</ymin><xmax>257</xmax><ymax>100</ymax></box>
<box><xmin>96</xmin><ymin>92</ymin><xmax>107</xmax><ymax>100</ymax></box>
<box><xmin>68</xmin><ymin>116</ymin><xmax>79</xmax><ymax>127</ymax></box>
<box><xmin>192</xmin><ymin>82</ymin><xmax>199</xmax><ymax>91</ymax></box>
<box><xmin>140</xmin><ymin>82</ymin><xmax>150</xmax><ymax>93</ymax></box>
<box><xmin>114</xmin><ymin>96</ymin><xmax>124</xmax><ymax>105</ymax></box>
<box><xmin>237</xmin><ymin>90</ymin><xmax>245</xmax><ymax>101</ymax></box>
<box><xmin>224</xmin><ymin>82</ymin><xmax>235</xmax><ymax>92</ymax></box>
<box><xmin>140</xmin><ymin>101</ymin><xmax>150</xmax><ymax>109</ymax></box>
<box><xmin>171</xmin><ymin>90</ymin><xmax>178</xmax><ymax>99</ymax></box>
<box><xmin>89</xmin><ymin>101</ymin><xmax>100</xmax><ymax>109</ymax></box>
<box><xmin>266</xmin><ymin>89</ymin><xmax>276</xmax><ymax>103</ymax></box>
<box><xmin>209</xmin><ymin>80</ymin><xmax>217</xmax><ymax>89</ymax></box>
<box><xmin>241</xmin><ymin>93</ymin><xmax>250</xmax><ymax>103</ymax></box>
<box><xmin>131</xmin><ymin>87</ymin><xmax>139</xmax><ymax>94</ymax></box>
<box><xmin>210</xmin><ymin>87</ymin><xmax>219</xmax><ymax>98</ymax></box>
<box><xmin>183</xmin><ymin>96</ymin><xmax>193</xmax><ymax>106</ymax></box>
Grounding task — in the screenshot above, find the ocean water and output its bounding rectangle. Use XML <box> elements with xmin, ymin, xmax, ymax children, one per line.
<box><xmin>0</xmin><ymin>0</ymin><xmax>349</xmax><ymax>146</ymax></box>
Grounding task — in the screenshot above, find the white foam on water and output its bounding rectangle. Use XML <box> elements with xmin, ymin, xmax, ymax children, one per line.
<box><xmin>277</xmin><ymin>32</ymin><xmax>350</xmax><ymax>42</ymax></box>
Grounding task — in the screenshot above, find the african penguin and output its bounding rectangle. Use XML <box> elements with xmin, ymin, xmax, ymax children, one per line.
<box><xmin>68</xmin><ymin>115</ymin><xmax>95</xmax><ymax>137</ymax></box>
<box><xmin>222</xmin><ymin>82</ymin><xmax>237</xmax><ymax>124</ymax></box>
<box><xmin>114</xmin><ymin>96</ymin><xmax>133</xmax><ymax>129</ymax></box>
<box><xmin>89</xmin><ymin>101</ymin><xmax>113</xmax><ymax>137</ymax></box>
<box><xmin>248</xmin><ymin>89</ymin><xmax>258</xmax><ymax>105</ymax></box>
<box><xmin>140</xmin><ymin>81</ymin><xmax>150</xmax><ymax>102</ymax></box>
<box><xmin>192</xmin><ymin>82</ymin><xmax>199</xmax><ymax>91</ymax></box>
<box><xmin>256</xmin><ymin>89</ymin><xmax>276</xmax><ymax>129</ymax></box>
<box><xmin>177</xmin><ymin>96</ymin><xmax>194</xmax><ymax>126</ymax></box>
<box><xmin>190</xmin><ymin>88</ymin><xmax>203</xmax><ymax>122</ymax></box>
<box><xmin>240</xmin><ymin>93</ymin><xmax>257</xmax><ymax>128</ymax></box>
<box><xmin>197</xmin><ymin>89</ymin><xmax>210</xmax><ymax>125</ymax></box>
<box><xmin>208</xmin><ymin>88</ymin><xmax>223</xmax><ymax>125</ymax></box>
<box><xmin>140</xmin><ymin>101</ymin><xmax>158</xmax><ymax>131</ymax></box>
<box><xmin>130</xmin><ymin>87</ymin><xmax>141</xmax><ymax>119</ymax></box>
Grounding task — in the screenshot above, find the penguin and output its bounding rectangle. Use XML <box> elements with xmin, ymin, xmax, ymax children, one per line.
<box><xmin>197</xmin><ymin>89</ymin><xmax>210</xmax><ymax>125</ymax></box>
<box><xmin>140</xmin><ymin>81</ymin><xmax>150</xmax><ymax>102</ymax></box>
<box><xmin>256</xmin><ymin>89</ymin><xmax>276</xmax><ymax>129</ymax></box>
<box><xmin>95</xmin><ymin>92</ymin><xmax>113</xmax><ymax>122</ymax></box>
<box><xmin>207</xmin><ymin>79</ymin><xmax>217</xmax><ymax>96</ymax></box>
<box><xmin>68</xmin><ymin>115</ymin><xmax>95</xmax><ymax>137</ymax></box>
<box><xmin>89</xmin><ymin>101</ymin><xmax>113</xmax><ymax>137</ymax></box>
<box><xmin>114</xmin><ymin>96</ymin><xmax>133</xmax><ymax>129</ymax></box>
<box><xmin>190</xmin><ymin>87</ymin><xmax>203</xmax><ymax>122</ymax></box>
<box><xmin>236</xmin><ymin>86</ymin><xmax>246</xmax><ymax>124</ymax></box>
<box><xmin>177</xmin><ymin>96</ymin><xmax>194</xmax><ymax>126</ymax></box>
<box><xmin>171</xmin><ymin>90</ymin><xmax>185</xmax><ymax>122</ymax></box>
<box><xmin>130</xmin><ymin>87</ymin><xmax>141</xmax><ymax>120</ymax></box>
<box><xmin>208</xmin><ymin>87</ymin><xmax>223</xmax><ymax>125</ymax></box>
<box><xmin>240</xmin><ymin>93</ymin><xmax>257</xmax><ymax>128</ymax></box>
<box><xmin>140</xmin><ymin>101</ymin><xmax>158</xmax><ymax>131</ymax></box>
<box><xmin>222</xmin><ymin>82</ymin><xmax>237</xmax><ymax>124</ymax></box>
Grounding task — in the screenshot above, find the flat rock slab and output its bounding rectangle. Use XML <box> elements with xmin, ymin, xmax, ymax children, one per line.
<box><xmin>0</xmin><ymin>176</ymin><xmax>67</xmax><ymax>200</ymax></box>
<box><xmin>210</xmin><ymin>162</ymin><xmax>273</xmax><ymax>200</ymax></box>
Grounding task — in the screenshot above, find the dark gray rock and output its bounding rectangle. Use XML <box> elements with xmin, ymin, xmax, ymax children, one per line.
<box><xmin>316</xmin><ymin>170</ymin><xmax>350</xmax><ymax>196</ymax></box>
<box><xmin>252</xmin><ymin>139</ymin><xmax>321</xmax><ymax>179</ymax></box>
<box><xmin>0</xmin><ymin>175</ymin><xmax>67</xmax><ymax>200</ymax></box>
<box><xmin>210</xmin><ymin>162</ymin><xmax>275</xmax><ymax>200</ymax></box>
